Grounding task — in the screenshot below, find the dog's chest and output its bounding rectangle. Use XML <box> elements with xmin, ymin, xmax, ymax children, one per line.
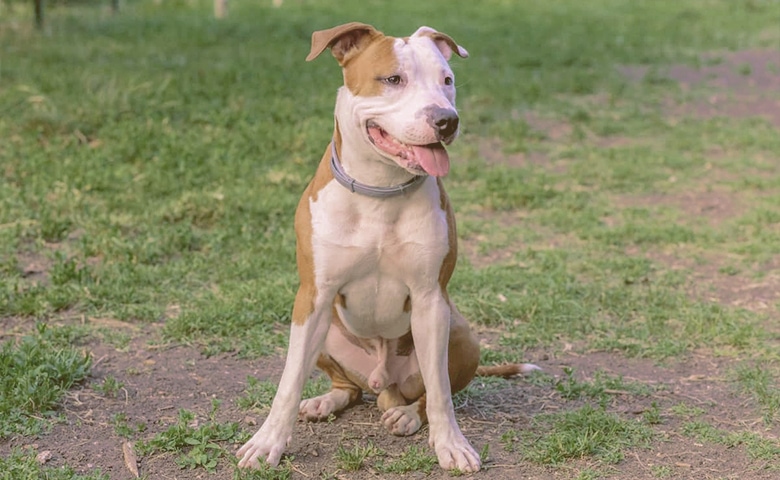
<box><xmin>308</xmin><ymin>180</ymin><xmax>450</xmax><ymax>338</ymax></box>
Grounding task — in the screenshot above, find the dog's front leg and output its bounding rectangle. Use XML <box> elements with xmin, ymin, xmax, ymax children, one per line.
<box><xmin>411</xmin><ymin>291</ymin><xmax>481</xmax><ymax>473</ymax></box>
<box><xmin>237</xmin><ymin>293</ymin><xmax>332</xmax><ymax>468</ymax></box>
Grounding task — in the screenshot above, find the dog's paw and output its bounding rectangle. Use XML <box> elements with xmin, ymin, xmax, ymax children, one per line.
<box><xmin>432</xmin><ymin>433</ymin><xmax>481</xmax><ymax>473</ymax></box>
<box><xmin>299</xmin><ymin>390</ymin><xmax>351</xmax><ymax>421</ymax></box>
<box><xmin>236</xmin><ymin>431</ymin><xmax>289</xmax><ymax>469</ymax></box>
<box><xmin>299</xmin><ymin>395</ymin><xmax>335</xmax><ymax>420</ymax></box>
<box><xmin>381</xmin><ymin>405</ymin><xmax>423</xmax><ymax>436</ymax></box>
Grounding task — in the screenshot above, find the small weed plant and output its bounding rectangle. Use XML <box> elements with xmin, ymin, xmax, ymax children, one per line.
<box><xmin>92</xmin><ymin>375</ymin><xmax>125</xmax><ymax>398</ymax></box>
<box><xmin>374</xmin><ymin>445</ymin><xmax>438</xmax><ymax>474</ymax></box>
<box><xmin>334</xmin><ymin>442</ymin><xmax>381</xmax><ymax>472</ymax></box>
<box><xmin>136</xmin><ymin>400</ymin><xmax>248</xmax><ymax>472</ymax></box>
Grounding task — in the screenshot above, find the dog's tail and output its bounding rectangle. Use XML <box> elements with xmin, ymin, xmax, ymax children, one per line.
<box><xmin>476</xmin><ymin>363</ymin><xmax>541</xmax><ymax>378</ymax></box>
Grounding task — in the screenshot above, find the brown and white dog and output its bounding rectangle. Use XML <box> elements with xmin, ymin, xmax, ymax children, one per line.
<box><xmin>237</xmin><ymin>22</ymin><xmax>538</xmax><ymax>473</ymax></box>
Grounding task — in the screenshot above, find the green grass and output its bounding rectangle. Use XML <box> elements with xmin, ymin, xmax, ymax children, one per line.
<box><xmin>733</xmin><ymin>363</ymin><xmax>780</xmax><ymax>424</ymax></box>
<box><xmin>331</xmin><ymin>442</ymin><xmax>439</xmax><ymax>475</ymax></box>
<box><xmin>0</xmin><ymin>323</ymin><xmax>91</xmax><ymax>437</ymax></box>
<box><xmin>237</xmin><ymin>375</ymin><xmax>329</xmax><ymax>411</ymax></box>
<box><xmin>0</xmin><ymin>448</ymin><xmax>109</xmax><ymax>480</ymax></box>
<box><xmin>374</xmin><ymin>445</ymin><xmax>438</xmax><ymax>475</ymax></box>
<box><xmin>681</xmin><ymin>420</ymin><xmax>780</xmax><ymax>462</ymax></box>
<box><xmin>520</xmin><ymin>405</ymin><xmax>654</xmax><ymax>465</ymax></box>
<box><xmin>2</xmin><ymin>0</ymin><xmax>780</xmax><ymax>476</ymax></box>
<box><xmin>333</xmin><ymin>442</ymin><xmax>381</xmax><ymax>472</ymax></box>
<box><xmin>1</xmin><ymin>0</ymin><xmax>777</xmax><ymax>358</ymax></box>
<box><xmin>554</xmin><ymin>367</ymin><xmax>654</xmax><ymax>404</ymax></box>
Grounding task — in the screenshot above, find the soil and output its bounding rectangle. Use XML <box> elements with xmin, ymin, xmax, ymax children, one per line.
<box><xmin>2</xmin><ymin>324</ymin><xmax>777</xmax><ymax>479</ymax></box>
<box><xmin>2</xmin><ymin>49</ymin><xmax>779</xmax><ymax>479</ymax></box>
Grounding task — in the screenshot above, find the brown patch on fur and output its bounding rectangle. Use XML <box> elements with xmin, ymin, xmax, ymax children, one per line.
<box><xmin>436</xmin><ymin>179</ymin><xmax>458</xmax><ymax>296</ymax></box>
<box><xmin>399</xmin><ymin>371</ymin><xmax>424</xmax><ymax>401</ymax></box>
<box><xmin>377</xmin><ymin>384</ymin><xmax>408</xmax><ymax>411</ymax></box>
<box><xmin>342</xmin><ymin>35</ymin><xmax>398</xmax><ymax>97</ymax></box>
<box><xmin>447</xmin><ymin>304</ymin><xmax>480</xmax><ymax>393</ymax></box>
<box><xmin>291</xmin><ymin>144</ymin><xmax>335</xmax><ymax>325</ymax></box>
<box><xmin>415</xmin><ymin>395</ymin><xmax>427</xmax><ymax>424</ymax></box>
<box><xmin>335</xmin><ymin>293</ymin><xmax>346</xmax><ymax>308</ymax></box>
<box><xmin>306</xmin><ymin>22</ymin><xmax>398</xmax><ymax>97</ymax></box>
<box><xmin>402</xmin><ymin>295</ymin><xmax>411</xmax><ymax>313</ymax></box>
<box><xmin>395</xmin><ymin>330</ymin><xmax>414</xmax><ymax>356</ymax></box>
<box><xmin>316</xmin><ymin>353</ymin><xmax>362</xmax><ymax>403</ymax></box>
<box><xmin>306</xmin><ymin>22</ymin><xmax>380</xmax><ymax>64</ymax></box>
<box><xmin>330</xmin><ymin>309</ymin><xmax>366</xmax><ymax>352</ymax></box>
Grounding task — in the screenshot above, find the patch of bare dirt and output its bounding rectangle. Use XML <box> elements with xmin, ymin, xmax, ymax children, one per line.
<box><xmin>523</xmin><ymin>112</ymin><xmax>574</xmax><ymax>144</ymax></box>
<box><xmin>479</xmin><ymin>137</ymin><xmax>551</xmax><ymax>169</ymax></box>
<box><xmin>622</xmin><ymin>50</ymin><xmax>780</xmax><ymax>127</ymax></box>
<box><xmin>458</xmin><ymin>212</ymin><xmax>581</xmax><ymax>269</ymax></box>
<box><xmin>617</xmin><ymin>189</ymin><xmax>745</xmax><ymax>228</ymax></box>
<box><xmin>645</xmin><ymin>249</ymin><xmax>780</xmax><ymax>316</ymax></box>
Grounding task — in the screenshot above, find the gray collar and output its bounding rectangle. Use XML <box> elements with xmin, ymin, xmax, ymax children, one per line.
<box><xmin>330</xmin><ymin>140</ymin><xmax>426</xmax><ymax>198</ymax></box>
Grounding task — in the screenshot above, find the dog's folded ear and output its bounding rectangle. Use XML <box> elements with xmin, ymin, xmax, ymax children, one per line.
<box><xmin>411</xmin><ymin>26</ymin><xmax>469</xmax><ymax>60</ymax></box>
<box><xmin>306</xmin><ymin>22</ymin><xmax>381</xmax><ymax>64</ymax></box>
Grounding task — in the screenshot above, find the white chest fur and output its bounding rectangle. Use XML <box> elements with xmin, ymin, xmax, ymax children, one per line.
<box><xmin>309</xmin><ymin>178</ymin><xmax>449</xmax><ymax>339</ymax></box>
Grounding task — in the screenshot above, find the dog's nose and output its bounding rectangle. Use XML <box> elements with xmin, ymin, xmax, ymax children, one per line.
<box><xmin>433</xmin><ymin>110</ymin><xmax>459</xmax><ymax>140</ymax></box>
<box><xmin>429</xmin><ymin>107</ymin><xmax>460</xmax><ymax>140</ymax></box>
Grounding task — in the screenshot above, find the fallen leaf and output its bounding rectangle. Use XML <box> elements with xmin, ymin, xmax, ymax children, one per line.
<box><xmin>122</xmin><ymin>441</ymin><xmax>139</xmax><ymax>478</ymax></box>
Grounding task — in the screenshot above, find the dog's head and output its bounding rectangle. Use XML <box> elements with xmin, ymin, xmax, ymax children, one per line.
<box><xmin>307</xmin><ymin>23</ymin><xmax>468</xmax><ymax>177</ymax></box>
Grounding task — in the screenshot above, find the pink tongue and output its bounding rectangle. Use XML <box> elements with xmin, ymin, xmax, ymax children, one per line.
<box><xmin>412</xmin><ymin>143</ymin><xmax>450</xmax><ymax>177</ymax></box>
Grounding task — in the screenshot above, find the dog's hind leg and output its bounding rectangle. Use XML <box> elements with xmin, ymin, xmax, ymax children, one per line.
<box><xmin>380</xmin><ymin>303</ymin><xmax>480</xmax><ymax>437</ymax></box>
<box><xmin>299</xmin><ymin>353</ymin><xmax>362</xmax><ymax>420</ymax></box>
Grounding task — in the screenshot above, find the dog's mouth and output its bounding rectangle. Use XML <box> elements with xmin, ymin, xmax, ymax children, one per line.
<box><xmin>366</xmin><ymin>122</ymin><xmax>450</xmax><ymax>177</ymax></box>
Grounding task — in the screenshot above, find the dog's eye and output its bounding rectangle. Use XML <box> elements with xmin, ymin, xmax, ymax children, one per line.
<box><xmin>384</xmin><ymin>75</ymin><xmax>402</xmax><ymax>86</ymax></box>
<box><xmin>444</xmin><ymin>76</ymin><xmax>454</xmax><ymax>86</ymax></box>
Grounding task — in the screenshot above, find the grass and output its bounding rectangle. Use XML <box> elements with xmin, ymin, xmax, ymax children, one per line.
<box><xmin>519</xmin><ymin>405</ymin><xmax>654</xmax><ymax>465</ymax></box>
<box><xmin>91</xmin><ymin>374</ymin><xmax>125</xmax><ymax>398</ymax></box>
<box><xmin>0</xmin><ymin>448</ymin><xmax>108</xmax><ymax>480</ymax></box>
<box><xmin>135</xmin><ymin>400</ymin><xmax>248</xmax><ymax>472</ymax></box>
<box><xmin>332</xmin><ymin>442</ymin><xmax>439</xmax><ymax>475</ymax></box>
<box><xmin>554</xmin><ymin>367</ymin><xmax>653</xmax><ymax>404</ymax></box>
<box><xmin>0</xmin><ymin>323</ymin><xmax>91</xmax><ymax>437</ymax></box>
<box><xmin>733</xmin><ymin>363</ymin><xmax>780</xmax><ymax>424</ymax></box>
<box><xmin>681</xmin><ymin>420</ymin><xmax>780</xmax><ymax>462</ymax></box>
<box><xmin>333</xmin><ymin>442</ymin><xmax>381</xmax><ymax>472</ymax></box>
<box><xmin>374</xmin><ymin>445</ymin><xmax>438</xmax><ymax>474</ymax></box>
<box><xmin>2</xmin><ymin>0</ymin><xmax>780</xmax><ymax>477</ymax></box>
<box><xmin>237</xmin><ymin>376</ymin><xmax>329</xmax><ymax>411</ymax></box>
<box><xmin>1</xmin><ymin>0</ymin><xmax>777</xmax><ymax>358</ymax></box>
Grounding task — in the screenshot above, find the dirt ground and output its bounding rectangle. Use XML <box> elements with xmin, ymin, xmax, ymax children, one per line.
<box><xmin>2</xmin><ymin>323</ymin><xmax>777</xmax><ymax>480</ymax></box>
<box><xmin>2</xmin><ymin>50</ymin><xmax>779</xmax><ymax>479</ymax></box>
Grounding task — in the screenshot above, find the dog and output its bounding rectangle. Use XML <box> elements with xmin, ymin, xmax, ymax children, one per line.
<box><xmin>237</xmin><ymin>22</ymin><xmax>538</xmax><ymax>473</ymax></box>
